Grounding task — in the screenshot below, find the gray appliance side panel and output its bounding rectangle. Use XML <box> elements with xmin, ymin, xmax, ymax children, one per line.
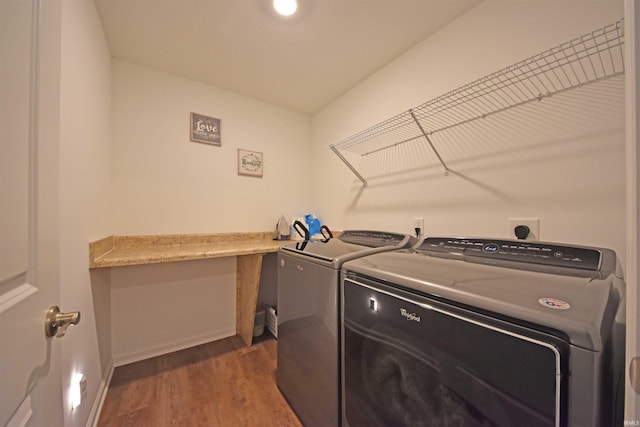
<box><xmin>276</xmin><ymin>252</ymin><xmax>340</xmax><ymax>427</ymax></box>
<box><xmin>566</xmin><ymin>347</ymin><xmax>601</xmax><ymax>426</ymax></box>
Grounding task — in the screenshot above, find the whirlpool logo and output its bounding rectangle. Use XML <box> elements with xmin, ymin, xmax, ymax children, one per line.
<box><xmin>400</xmin><ymin>308</ymin><xmax>421</xmax><ymax>322</ymax></box>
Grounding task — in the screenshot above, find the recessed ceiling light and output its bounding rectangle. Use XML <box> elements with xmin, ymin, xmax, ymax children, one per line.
<box><xmin>273</xmin><ymin>0</ymin><xmax>297</xmax><ymax>16</ymax></box>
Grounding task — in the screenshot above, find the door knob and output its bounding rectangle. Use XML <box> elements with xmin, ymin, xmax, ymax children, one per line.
<box><xmin>45</xmin><ymin>306</ymin><xmax>81</xmax><ymax>338</ymax></box>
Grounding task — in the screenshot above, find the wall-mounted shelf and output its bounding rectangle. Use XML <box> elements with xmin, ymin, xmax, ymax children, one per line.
<box><xmin>330</xmin><ymin>19</ymin><xmax>625</xmax><ymax>186</ymax></box>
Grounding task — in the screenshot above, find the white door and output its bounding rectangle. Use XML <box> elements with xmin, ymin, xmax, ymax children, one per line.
<box><xmin>0</xmin><ymin>0</ymin><xmax>67</xmax><ymax>425</ymax></box>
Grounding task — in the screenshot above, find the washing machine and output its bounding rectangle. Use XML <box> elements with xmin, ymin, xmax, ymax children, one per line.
<box><xmin>277</xmin><ymin>230</ymin><xmax>414</xmax><ymax>427</ymax></box>
<box><xmin>340</xmin><ymin>236</ymin><xmax>626</xmax><ymax>427</ymax></box>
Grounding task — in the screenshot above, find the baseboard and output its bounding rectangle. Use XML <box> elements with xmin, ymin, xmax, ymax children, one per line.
<box><xmin>113</xmin><ymin>328</ymin><xmax>236</xmax><ymax>366</ymax></box>
<box><xmin>87</xmin><ymin>360</ymin><xmax>114</xmax><ymax>427</ymax></box>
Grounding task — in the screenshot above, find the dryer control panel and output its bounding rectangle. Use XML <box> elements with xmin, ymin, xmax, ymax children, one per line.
<box><xmin>416</xmin><ymin>237</ymin><xmax>603</xmax><ymax>271</ymax></box>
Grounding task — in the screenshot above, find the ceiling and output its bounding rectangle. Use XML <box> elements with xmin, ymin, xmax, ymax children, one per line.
<box><xmin>95</xmin><ymin>0</ymin><xmax>482</xmax><ymax>115</ymax></box>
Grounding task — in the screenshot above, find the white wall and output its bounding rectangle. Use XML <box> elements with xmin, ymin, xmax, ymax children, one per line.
<box><xmin>111</xmin><ymin>59</ymin><xmax>313</xmax><ymax>235</ymax></box>
<box><xmin>58</xmin><ymin>0</ymin><xmax>112</xmax><ymax>425</ymax></box>
<box><xmin>108</xmin><ymin>60</ymin><xmax>313</xmax><ymax>363</ymax></box>
<box><xmin>312</xmin><ymin>1</ymin><xmax>627</xmax><ymax>265</ymax></box>
<box><xmin>110</xmin><ymin>258</ymin><xmax>236</xmax><ymax>365</ymax></box>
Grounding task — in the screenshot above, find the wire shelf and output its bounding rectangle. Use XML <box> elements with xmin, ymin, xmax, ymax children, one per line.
<box><xmin>330</xmin><ymin>19</ymin><xmax>625</xmax><ymax>185</ymax></box>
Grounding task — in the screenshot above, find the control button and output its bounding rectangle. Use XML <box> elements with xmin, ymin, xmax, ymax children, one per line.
<box><xmin>553</xmin><ymin>251</ymin><xmax>563</xmax><ymax>258</ymax></box>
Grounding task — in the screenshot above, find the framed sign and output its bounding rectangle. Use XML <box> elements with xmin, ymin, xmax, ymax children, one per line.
<box><xmin>190</xmin><ymin>112</ymin><xmax>221</xmax><ymax>145</ymax></box>
<box><xmin>238</xmin><ymin>149</ymin><xmax>263</xmax><ymax>177</ymax></box>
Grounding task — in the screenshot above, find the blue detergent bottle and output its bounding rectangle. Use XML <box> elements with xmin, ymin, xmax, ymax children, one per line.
<box><xmin>304</xmin><ymin>214</ymin><xmax>321</xmax><ymax>236</ymax></box>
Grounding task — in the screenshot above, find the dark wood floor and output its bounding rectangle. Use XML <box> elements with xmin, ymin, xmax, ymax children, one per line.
<box><xmin>97</xmin><ymin>335</ymin><xmax>302</xmax><ymax>427</ymax></box>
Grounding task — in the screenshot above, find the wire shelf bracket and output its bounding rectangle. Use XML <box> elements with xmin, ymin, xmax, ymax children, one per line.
<box><xmin>329</xmin><ymin>19</ymin><xmax>625</xmax><ymax>185</ymax></box>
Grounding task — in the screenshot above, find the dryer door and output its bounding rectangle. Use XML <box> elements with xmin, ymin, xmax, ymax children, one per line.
<box><xmin>342</xmin><ymin>277</ymin><xmax>567</xmax><ymax>427</ymax></box>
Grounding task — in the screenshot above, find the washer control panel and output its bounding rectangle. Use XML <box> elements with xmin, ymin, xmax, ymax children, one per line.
<box><xmin>417</xmin><ymin>237</ymin><xmax>602</xmax><ymax>271</ymax></box>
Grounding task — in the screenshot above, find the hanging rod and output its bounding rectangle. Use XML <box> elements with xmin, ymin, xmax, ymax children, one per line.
<box><xmin>329</xmin><ymin>19</ymin><xmax>624</xmax><ymax>184</ymax></box>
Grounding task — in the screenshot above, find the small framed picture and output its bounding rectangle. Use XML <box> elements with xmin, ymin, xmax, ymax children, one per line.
<box><xmin>190</xmin><ymin>112</ymin><xmax>221</xmax><ymax>145</ymax></box>
<box><xmin>238</xmin><ymin>149</ymin><xmax>263</xmax><ymax>177</ymax></box>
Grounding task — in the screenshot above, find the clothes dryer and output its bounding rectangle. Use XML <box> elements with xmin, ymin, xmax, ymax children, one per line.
<box><xmin>341</xmin><ymin>237</ymin><xmax>625</xmax><ymax>427</ymax></box>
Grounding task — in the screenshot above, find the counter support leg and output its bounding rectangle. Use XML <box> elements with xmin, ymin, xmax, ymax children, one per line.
<box><xmin>236</xmin><ymin>254</ymin><xmax>264</xmax><ymax>346</ymax></box>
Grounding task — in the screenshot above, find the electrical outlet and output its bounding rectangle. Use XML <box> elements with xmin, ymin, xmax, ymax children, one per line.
<box><xmin>413</xmin><ymin>217</ymin><xmax>424</xmax><ymax>236</ymax></box>
<box><xmin>508</xmin><ymin>218</ymin><xmax>539</xmax><ymax>240</ymax></box>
